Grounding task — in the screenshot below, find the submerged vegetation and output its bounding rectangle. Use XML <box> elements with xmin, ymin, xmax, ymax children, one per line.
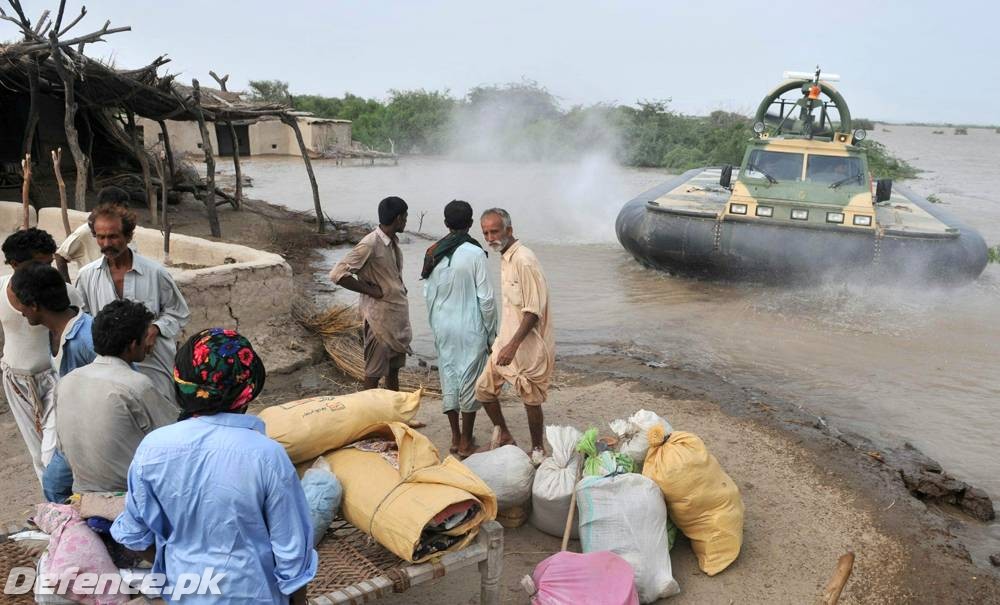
<box><xmin>248</xmin><ymin>79</ymin><xmax>917</xmax><ymax>178</ymax></box>
<box><xmin>989</xmin><ymin>245</ymin><xmax>1000</xmax><ymax>264</ymax></box>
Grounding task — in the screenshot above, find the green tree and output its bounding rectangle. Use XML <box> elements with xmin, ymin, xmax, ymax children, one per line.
<box><xmin>382</xmin><ymin>89</ymin><xmax>455</xmax><ymax>153</ymax></box>
<box><xmin>246</xmin><ymin>80</ymin><xmax>290</xmax><ymax>104</ymax></box>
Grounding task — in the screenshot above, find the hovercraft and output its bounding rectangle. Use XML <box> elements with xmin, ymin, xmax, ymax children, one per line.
<box><xmin>616</xmin><ymin>69</ymin><xmax>988</xmax><ymax>282</ymax></box>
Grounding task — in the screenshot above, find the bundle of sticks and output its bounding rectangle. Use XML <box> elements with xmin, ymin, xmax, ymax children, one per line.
<box><xmin>293</xmin><ymin>301</ymin><xmax>441</xmax><ymax>395</ymax></box>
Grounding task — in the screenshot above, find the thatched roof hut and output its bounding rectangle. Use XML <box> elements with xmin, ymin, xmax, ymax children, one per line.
<box><xmin>0</xmin><ymin>0</ymin><xmax>325</xmax><ymax>235</ymax></box>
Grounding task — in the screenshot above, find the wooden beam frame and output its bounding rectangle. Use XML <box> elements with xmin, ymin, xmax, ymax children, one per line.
<box><xmin>308</xmin><ymin>521</ymin><xmax>503</xmax><ymax>605</ymax></box>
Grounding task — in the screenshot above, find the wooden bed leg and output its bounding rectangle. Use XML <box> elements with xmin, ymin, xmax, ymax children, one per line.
<box><xmin>478</xmin><ymin>521</ymin><xmax>503</xmax><ymax>605</ymax></box>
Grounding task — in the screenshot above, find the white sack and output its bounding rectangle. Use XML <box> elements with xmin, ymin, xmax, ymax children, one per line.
<box><xmin>609</xmin><ymin>410</ymin><xmax>673</xmax><ymax>468</ymax></box>
<box><xmin>577</xmin><ymin>472</ymin><xmax>681</xmax><ymax>603</ymax></box>
<box><xmin>530</xmin><ymin>425</ymin><xmax>582</xmax><ymax>539</ymax></box>
<box><xmin>463</xmin><ymin>445</ymin><xmax>535</xmax><ymax>509</ymax></box>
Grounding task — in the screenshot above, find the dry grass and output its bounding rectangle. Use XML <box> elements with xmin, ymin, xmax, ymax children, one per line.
<box><xmin>293</xmin><ymin>301</ymin><xmax>441</xmax><ymax>394</ymax></box>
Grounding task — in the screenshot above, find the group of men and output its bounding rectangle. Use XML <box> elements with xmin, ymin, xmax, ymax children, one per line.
<box><xmin>0</xmin><ymin>190</ymin><xmax>554</xmax><ymax>602</ymax></box>
<box><xmin>2</xmin><ymin>187</ymin><xmax>188</xmax><ymax>503</ymax></box>
<box><xmin>330</xmin><ymin>196</ymin><xmax>555</xmax><ymax>463</ymax></box>
<box><xmin>3</xmin><ymin>186</ymin><xmax>316</xmax><ymax>602</ymax></box>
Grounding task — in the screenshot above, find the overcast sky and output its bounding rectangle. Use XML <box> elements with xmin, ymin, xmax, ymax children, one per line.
<box><xmin>5</xmin><ymin>1</ymin><xmax>998</xmax><ymax>124</ymax></box>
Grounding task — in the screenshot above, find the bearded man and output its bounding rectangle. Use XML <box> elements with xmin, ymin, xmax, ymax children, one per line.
<box><xmin>475</xmin><ymin>208</ymin><xmax>555</xmax><ymax>464</ymax></box>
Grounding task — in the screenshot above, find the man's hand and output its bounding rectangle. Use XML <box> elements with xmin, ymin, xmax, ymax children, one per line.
<box><xmin>363</xmin><ymin>281</ymin><xmax>384</xmax><ymax>299</ymax></box>
<box><xmin>496</xmin><ymin>340</ymin><xmax>519</xmax><ymax>366</ymax></box>
<box><xmin>336</xmin><ymin>275</ymin><xmax>384</xmax><ymax>299</ymax></box>
<box><xmin>144</xmin><ymin>324</ymin><xmax>160</xmax><ymax>353</ymax></box>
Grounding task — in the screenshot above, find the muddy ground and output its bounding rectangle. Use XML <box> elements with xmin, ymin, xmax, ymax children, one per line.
<box><xmin>2</xmin><ymin>191</ymin><xmax>998</xmax><ymax>603</ymax></box>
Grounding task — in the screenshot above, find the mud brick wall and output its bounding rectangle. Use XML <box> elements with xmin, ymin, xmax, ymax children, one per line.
<box><xmin>174</xmin><ymin>260</ymin><xmax>292</xmax><ymax>338</ymax></box>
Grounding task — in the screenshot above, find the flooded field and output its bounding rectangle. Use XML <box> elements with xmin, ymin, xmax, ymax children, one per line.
<box><xmin>240</xmin><ymin>125</ymin><xmax>1000</xmax><ymax>517</ymax></box>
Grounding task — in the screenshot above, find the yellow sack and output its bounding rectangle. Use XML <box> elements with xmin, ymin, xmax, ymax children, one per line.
<box><xmin>260</xmin><ymin>389</ymin><xmax>421</xmax><ymax>463</ymax></box>
<box><xmin>642</xmin><ymin>428</ymin><xmax>744</xmax><ymax>576</ymax></box>
<box><xmin>324</xmin><ymin>422</ymin><xmax>497</xmax><ymax>562</ymax></box>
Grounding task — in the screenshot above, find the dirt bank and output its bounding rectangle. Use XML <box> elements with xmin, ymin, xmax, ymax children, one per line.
<box><xmin>2</xmin><ymin>193</ymin><xmax>998</xmax><ymax>603</ymax></box>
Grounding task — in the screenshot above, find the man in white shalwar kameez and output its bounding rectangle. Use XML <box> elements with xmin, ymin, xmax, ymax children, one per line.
<box><xmin>422</xmin><ymin>201</ymin><xmax>497</xmax><ymax>457</ymax></box>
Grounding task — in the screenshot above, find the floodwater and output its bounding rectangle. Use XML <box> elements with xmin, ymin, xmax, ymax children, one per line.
<box><xmin>239</xmin><ymin>126</ymin><xmax>1000</xmax><ymax>518</ymax></box>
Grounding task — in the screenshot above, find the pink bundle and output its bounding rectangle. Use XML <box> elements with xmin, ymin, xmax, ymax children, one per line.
<box><xmin>34</xmin><ymin>503</ymin><xmax>126</xmax><ymax>605</ymax></box>
<box><xmin>523</xmin><ymin>551</ymin><xmax>639</xmax><ymax>605</ymax></box>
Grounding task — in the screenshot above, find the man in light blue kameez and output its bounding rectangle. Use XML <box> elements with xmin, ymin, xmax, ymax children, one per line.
<box><xmin>75</xmin><ymin>203</ymin><xmax>190</xmax><ymax>402</ymax></box>
<box><xmin>422</xmin><ymin>201</ymin><xmax>497</xmax><ymax>457</ymax></box>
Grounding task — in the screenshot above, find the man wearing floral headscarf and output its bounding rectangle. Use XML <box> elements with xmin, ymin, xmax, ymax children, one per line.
<box><xmin>112</xmin><ymin>328</ymin><xmax>317</xmax><ymax>604</ymax></box>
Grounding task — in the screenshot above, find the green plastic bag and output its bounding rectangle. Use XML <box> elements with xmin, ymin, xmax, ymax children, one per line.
<box><xmin>576</xmin><ymin>428</ymin><xmax>634</xmax><ymax>477</ymax></box>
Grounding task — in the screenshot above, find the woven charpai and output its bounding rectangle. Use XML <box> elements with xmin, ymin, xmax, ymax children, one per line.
<box><xmin>307</xmin><ymin>519</ymin><xmax>408</xmax><ymax>598</ymax></box>
<box><xmin>0</xmin><ymin>530</ymin><xmax>39</xmax><ymax>604</ymax></box>
<box><xmin>2</xmin><ymin>520</ymin><xmax>407</xmax><ymax>602</ymax></box>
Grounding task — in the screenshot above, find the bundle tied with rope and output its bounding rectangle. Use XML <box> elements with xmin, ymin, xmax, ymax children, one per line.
<box><xmin>293</xmin><ymin>301</ymin><xmax>441</xmax><ymax>395</ymax></box>
<box><xmin>320</xmin><ymin>422</ymin><xmax>497</xmax><ymax>563</ymax></box>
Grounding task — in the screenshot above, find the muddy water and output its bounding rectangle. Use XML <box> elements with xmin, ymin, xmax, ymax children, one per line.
<box><xmin>240</xmin><ymin>127</ymin><xmax>1000</xmax><ymax>515</ymax></box>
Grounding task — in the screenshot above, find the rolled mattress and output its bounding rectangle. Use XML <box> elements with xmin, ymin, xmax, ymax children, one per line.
<box><xmin>323</xmin><ymin>422</ymin><xmax>497</xmax><ymax>562</ymax></box>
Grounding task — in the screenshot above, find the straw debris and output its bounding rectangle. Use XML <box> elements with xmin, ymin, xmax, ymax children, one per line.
<box><xmin>293</xmin><ymin>301</ymin><xmax>441</xmax><ymax>395</ymax></box>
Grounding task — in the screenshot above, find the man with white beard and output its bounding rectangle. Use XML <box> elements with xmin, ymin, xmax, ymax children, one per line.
<box><xmin>475</xmin><ymin>208</ymin><xmax>555</xmax><ymax>465</ymax></box>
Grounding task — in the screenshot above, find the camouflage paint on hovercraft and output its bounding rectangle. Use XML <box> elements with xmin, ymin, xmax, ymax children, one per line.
<box><xmin>615</xmin><ymin>68</ymin><xmax>988</xmax><ymax>282</ymax></box>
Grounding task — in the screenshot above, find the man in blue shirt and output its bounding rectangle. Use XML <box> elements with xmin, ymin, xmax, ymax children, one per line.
<box><xmin>11</xmin><ymin>262</ymin><xmax>97</xmax><ymax>502</ymax></box>
<box><xmin>12</xmin><ymin>262</ymin><xmax>96</xmax><ymax>375</ymax></box>
<box><xmin>112</xmin><ymin>328</ymin><xmax>316</xmax><ymax>604</ymax></box>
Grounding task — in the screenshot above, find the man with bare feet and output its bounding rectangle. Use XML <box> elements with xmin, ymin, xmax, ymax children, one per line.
<box><xmin>423</xmin><ymin>201</ymin><xmax>497</xmax><ymax>458</ymax></box>
<box><xmin>475</xmin><ymin>208</ymin><xmax>555</xmax><ymax>465</ymax></box>
<box><xmin>329</xmin><ymin>196</ymin><xmax>412</xmax><ymax>391</ymax></box>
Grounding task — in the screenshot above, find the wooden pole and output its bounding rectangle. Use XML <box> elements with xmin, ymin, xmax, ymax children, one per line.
<box><xmin>560</xmin><ymin>459</ymin><xmax>583</xmax><ymax>552</ymax></box>
<box><xmin>127</xmin><ymin>111</ymin><xmax>158</xmax><ymax>227</ymax></box>
<box><xmin>477</xmin><ymin>521</ymin><xmax>504</xmax><ymax>605</ymax></box>
<box><xmin>152</xmin><ymin>152</ymin><xmax>171</xmax><ymax>264</ymax></box>
<box><xmin>191</xmin><ymin>79</ymin><xmax>221</xmax><ymax>237</ymax></box>
<box><xmin>81</xmin><ymin>110</ymin><xmax>95</xmax><ymax>192</ymax></box>
<box><xmin>157</xmin><ymin>120</ymin><xmax>175</xmax><ymax>187</ymax></box>
<box><xmin>22</xmin><ymin>59</ymin><xmax>40</xmax><ymax>159</ymax></box>
<box><xmin>48</xmin><ymin>42</ymin><xmax>89</xmax><ymax>211</ymax></box>
<box><xmin>51</xmin><ymin>148</ymin><xmax>71</xmax><ymax>236</ymax></box>
<box><xmin>281</xmin><ymin>114</ymin><xmax>325</xmax><ymax>234</ymax></box>
<box><xmin>817</xmin><ymin>552</ymin><xmax>855</xmax><ymax>605</ymax></box>
<box><xmin>228</xmin><ymin>121</ymin><xmax>243</xmax><ymax>209</ymax></box>
<box><xmin>20</xmin><ymin>154</ymin><xmax>31</xmax><ymax>229</ymax></box>
<box><xmin>209</xmin><ymin>71</ymin><xmax>242</xmax><ymax>210</ymax></box>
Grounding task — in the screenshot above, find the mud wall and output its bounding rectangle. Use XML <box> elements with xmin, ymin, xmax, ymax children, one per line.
<box><xmin>0</xmin><ymin>202</ymin><xmax>36</xmax><ymax>238</ymax></box>
<box><xmin>137</xmin><ymin>117</ymin><xmax>218</xmax><ymax>158</ymax></box>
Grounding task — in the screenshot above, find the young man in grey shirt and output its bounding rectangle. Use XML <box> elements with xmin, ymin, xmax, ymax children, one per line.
<box><xmin>57</xmin><ymin>299</ymin><xmax>178</xmax><ymax>493</ymax></box>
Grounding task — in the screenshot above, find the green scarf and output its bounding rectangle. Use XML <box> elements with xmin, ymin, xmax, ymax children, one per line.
<box><xmin>421</xmin><ymin>232</ymin><xmax>484</xmax><ymax>279</ymax></box>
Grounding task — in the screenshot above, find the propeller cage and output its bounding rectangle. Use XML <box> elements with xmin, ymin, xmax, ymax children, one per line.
<box><xmin>753</xmin><ymin>79</ymin><xmax>853</xmax><ymax>140</ymax></box>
